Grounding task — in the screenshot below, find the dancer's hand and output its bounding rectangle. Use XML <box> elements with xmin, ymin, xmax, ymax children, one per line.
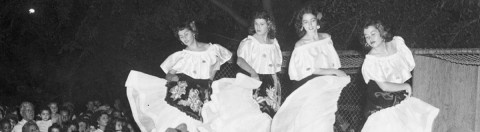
<box><xmin>405</xmin><ymin>85</ymin><xmax>412</xmax><ymax>97</ymax></box>
<box><xmin>251</xmin><ymin>73</ymin><xmax>260</xmax><ymax>80</ymax></box>
<box><xmin>334</xmin><ymin>70</ymin><xmax>347</xmax><ymax>77</ymax></box>
<box><xmin>166</xmin><ymin>74</ymin><xmax>179</xmax><ymax>82</ymax></box>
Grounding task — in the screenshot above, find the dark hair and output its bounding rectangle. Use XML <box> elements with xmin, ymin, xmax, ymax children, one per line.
<box><xmin>92</xmin><ymin>111</ymin><xmax>109</xmax><ymax>129</ymax></box>
<box><xmin>65</xmin><ymin>121</ymin><xmax>78</xmax><ymax>131</ymax></box>
<box><xmin>105</xmin><ymin>118</ymin><xmax>126</xmax><ymax>132</ymax></box>
<box><xmin>39</xmin><ymin>107</ymin><xmax>51</xmax><ymax>113</ymax></box>
<box><xmin>360</xmin><ymin>19</ymin><xmax>394</xmax><ymax>49</ymax></box>
<box><xmin>48</xmin><ymin>102</ymin><xmax>58</xmax><ymax>107</ymax></box>
<box><xmin>0</xmin><ymin>119</ymin><xmax>10</xmax><ymax>128</ymax></box>
<box><xmin>172</xmin><ymin>20</ymin><xmax>198</xmax><ymax>40</ymax></box>
<box><xmin>48</xmin><ymin>124</ymin><xmax>62</xmax><ymax>132</ymax></box>
<box><xmin>248</xmin><ymin>11</ymin><xmax>276</xmax><ymax>39</ymax></box>
<box><xmin>37</xmin><ymin>107</ymin><xmax>51</xmax><ymax>120</ymax></box>
<box><xmin>20</xmin><ymin>102</ymin><xmax>34</xmax><ymax>113</ymax></box>
<box><xmin>4</xmin><ymin>114</ymin><xmax>18</xmax><ymax>124</ymax></box>
<box><xmin>22</xmin><ymin>120</ymin><xmax>38</xmax><ymax>132</ymax></box>
<box><xmin>294</xmin><ymin>6</ymin><xmax>324</xmax><ymax>37</ymax></box>
<box><xmin>75</xmin><ymin>115</ymin><xmax>90</xmax><ymax>126</ymax></box>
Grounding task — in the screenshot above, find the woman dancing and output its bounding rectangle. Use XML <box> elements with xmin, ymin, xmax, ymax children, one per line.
<box><xmin>236</xmin><ymin>10</ymin><xmax>283</xmax><ymax>117</ymax></box>
<box><xmin>271</xmin><ymin>6</ymin><xmax>351</xmax><ymax>132</ymax></box>
<box><xmin>360</xmin><ymin>19</ymin><xmax>439</xmax><ymax>132</ymax></box>
<box><xmin>126</xmin><ymin>20</ymin><xmax>234</xmax><ymax>132</ymax></box>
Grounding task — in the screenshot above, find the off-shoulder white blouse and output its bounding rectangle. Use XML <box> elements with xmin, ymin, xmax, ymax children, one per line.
<box><xmin>237</xmin><ymin>36</ymin><xmax>283</xmax><ymax>74</ymax></box>
<box><xmin>160</xmin><ymin>43</ymin><xmax>232</xmax><ymax>79</ymax></box>
<box><xmin>288</xmin><ymin>35</ymin><xmax>341</xmax><ymax>81</ymax></box>
<box><xmin>361</xmin><ymin>36</ymin><xmax>415</xmax><ymax>84</ymax></box>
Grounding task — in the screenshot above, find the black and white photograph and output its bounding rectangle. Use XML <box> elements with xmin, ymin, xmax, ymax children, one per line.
<box><xmin>1</xmin><ymin>0</ymin><xmax>479</xmax><ymax>132</ymax></box>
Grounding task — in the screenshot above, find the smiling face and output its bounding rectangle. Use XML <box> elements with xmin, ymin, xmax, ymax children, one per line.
<box><xmin>254</xmin><ymin>18</ymin><xmax>269</xmax><ymax>36</ymax></box>
<box><xmin>302</xmin><ymin>13</ymin><xmax>318</xmax><ymax>34</ymax></box>
<box><xmin>97</xmin><ymin>114</ymin><xmax>109</xmax><ymax>127</ymax></box>
<box><xmin>363</xmin><ymin>25</ymin><xmax>384</xmax><ymax>48</ymax></box>
<box><xmin>177</xmin><ymin>28</ymin><xmax>195</xmax><ymax>46</ymax></box>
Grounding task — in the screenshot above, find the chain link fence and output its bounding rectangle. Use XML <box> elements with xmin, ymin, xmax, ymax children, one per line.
<box><xmin>213</xmin><ymin>55</ymin><xmax>366</xmax><ymax>132</ymax></box>
<box><xmin>335</xmin><ymin>69</ymin><xmax>366</xmax><ymax>132</ymax></box>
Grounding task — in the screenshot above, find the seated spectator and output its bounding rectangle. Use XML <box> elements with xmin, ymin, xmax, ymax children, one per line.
<box><xmin>62</xmin><ymin>102</ymin><xmax>77</xmax><ymax>120</ymax></box>
<box><xmin>48</xmin><ymin>102</ymin><xmax>60</xmax><ymax>125</ymax></box>
<box><xmin>0</xmin><ymin>119</ymin><xmax>12</xmax><ymax>132</ymax></box>
<box><xmin>105</xmin><ymin>118</ymin><xmax>126</xmax><ymax>132</ymax></box>
<box><xmin>93</xmin><ymin>101</ymin><xmax>101</xmax><ymax>111</ymax></box>
<box><xmin>110</xmin><ymin>110</ymin><xmax>123</xmax><ymax>119</ymax></box>
<box><xmin>60</xmin><ymin>108</ymin><xmax>72</xmax><ymax>123</ymax></box>
<box><xmin>12</xmin><ymin>102</ymin><xmax>35</xmax><ymax>132</ymax></box>
<box><xmin>86</xmin><ymin>101</ymin><xmax>95</xmax><ymax>113</ymax></box>
<box><xmin>65</xmin><ymin>121</ymin><xmax>78</xmax><ymax>132</ymax></box>
<box><xmin>47</xmin><ymin>124</ymin><xmax>62</xmax><ymax>132</ymax></box>
<box><xmin>96</xmin><ymin>105</ymin><xmax>112</xmax><ymax>115</ymax></box>
<box><xmin>92</xmin><ymin>112</ymin><xmax>109</xmax><ymax>132</ymax></box>
<box><xmin>76</xmin><ymin>117</ymin><xmax>90</xmax><ymax>132</ymax></box>
<box><xmin>36</xmin><ymin>108</ymin><xmax>52</xmax><ymax>132</ymax></box>
<box><xmin>125</xmin><ymin>121</ymin><xmax>136</xmax><ymax>132</ymax></box>
<box><xmin>21</xmin><ymin>120</ymin><xmax>39</xmax><ymax>132</ymax></box>
<box><xmin>3</xmin><ymin>114</ymin><xmax>17</xmax><ymax>129</ymax></box>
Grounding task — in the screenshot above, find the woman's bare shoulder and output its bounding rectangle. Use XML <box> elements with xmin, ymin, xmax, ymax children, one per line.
<box><xmin>295</xmin><ymin>38</ymin><xmax>309</xmax><ymax>48</ymax></box>
<box><xmin>318</xmin><ymin>33</ymin><xmax>331</xmax><ymax>40</ymax></box>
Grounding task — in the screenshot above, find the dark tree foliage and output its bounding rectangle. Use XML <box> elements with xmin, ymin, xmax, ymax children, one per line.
<box><xmin>0</xmin><ymin>0</ymin><xmax>479</xmax><ymax>105</ymax></box>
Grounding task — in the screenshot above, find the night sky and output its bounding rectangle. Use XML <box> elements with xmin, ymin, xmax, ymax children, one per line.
<box><xmin>1</xmin><ymin>0</ymin><xmax>479</xmax><ymax>107</ymax></box>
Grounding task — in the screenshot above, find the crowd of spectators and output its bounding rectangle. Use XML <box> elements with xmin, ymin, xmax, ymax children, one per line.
<box><xmin>0</xmin><ymin>99</ymin><xmax>138</xmax><ymax>132</ymax></box>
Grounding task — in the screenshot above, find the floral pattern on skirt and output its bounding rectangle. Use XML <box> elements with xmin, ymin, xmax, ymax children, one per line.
<box><xmin>165</xmin><ymin>74</ymin><xmax>211</xmax><ymax>121</ymax></box>
<box><xmin>254</xmin><ymin>74</ymin><xmax>282</xmax><ymax>117</ymax></box>
<box><xmin>364</xmin><ymin>80</ymin><xmax>407</xmax><ymax>118</ymax></box>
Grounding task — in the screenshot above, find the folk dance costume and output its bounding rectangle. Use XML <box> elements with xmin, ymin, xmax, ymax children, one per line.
<box><xmin>237</xmin><ymin>36</ymin><xmax>283</xmax><ymax>117</ymax></box>
<box><xmin>199</xmin><ymin>73</ymin><xmax>272</xmax><ymax>132</ymax></box>
<box><xmin>126</xmin><ymin>44</ymin><xmax>231</xmax><ymax>132</ymax></box>
<box><xmin>361</xmin><ymin>36</ymin><xmax>439</xmax><ymax>132</ymax></box>
<box><xmin>271</xmin><ymin>35</ymin><xmax>351</xmax><ymax>132</ymax></box>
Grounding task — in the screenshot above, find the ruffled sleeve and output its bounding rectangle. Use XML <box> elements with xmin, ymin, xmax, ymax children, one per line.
<box><xmin>289</xmin><ymin>36</ymin><xmax>339</xmax><ymax>81</ymax></box>
<box><xmin>237</xmin><ymin>37</ymin><xmax>252</xmax><ymax>61</ymax></box>
<box><xmin>393</xmin><ymin>36</ymin><xmax>415</xmax><ymax>71</ymax></box>
<box><xmin>361</xmin><ymin>36</ymin><xmax>415</xmax><ymax>84</ymax></box>
<box><xmin>160</xmin><ymin>51</ymin><xmax>184</xmax><ymax>74</ymax></box>
<box><xmin>288</xmin><ymin>49</ymin><xmax>313</xmax><ymax>81</ymax></box>
<box><xmin>212</xmin><ymin>44</ymin><xmax>233</xmax><ymax>70</ymax></box>
<box><xmin>321</xmin><ymin>40</ymin><xmax>341</xmax><ymax>69</ymax></box>
<box><xmin>361</xmin><ymin>59</ymin><xmax>385</xmax><ymax>84</ymax></box>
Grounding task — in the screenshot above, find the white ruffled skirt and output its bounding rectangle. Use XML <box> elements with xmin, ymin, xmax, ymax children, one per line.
<box><xmin>271</xmin><ymin>75</ymin><xmax>351</xmax><ymax>132</ymax></box>
<box><xmin>125</xmin><ymin>70</ymin><xmax>202</xmax><ymax>132</ymax></box>
<box><xmin>199</xmin><ymin>73</ymin><xmax>271</xmax><ymax>132</ymax></box>
<box><xmin>361</xmin><ymin>97</ymin><xmax>439</xmax><ymax>132</ymax></box>
<box><xmin>126</xmin><ymin>71</ymin><xmax>271</xmax><ymax>132</ymax></box>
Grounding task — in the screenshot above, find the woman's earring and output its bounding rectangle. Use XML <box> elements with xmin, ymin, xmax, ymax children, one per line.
<box><xmin>317</xmin><ymin>25</ymin><xmax>320</xmax><ymax>29</ymax></box>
